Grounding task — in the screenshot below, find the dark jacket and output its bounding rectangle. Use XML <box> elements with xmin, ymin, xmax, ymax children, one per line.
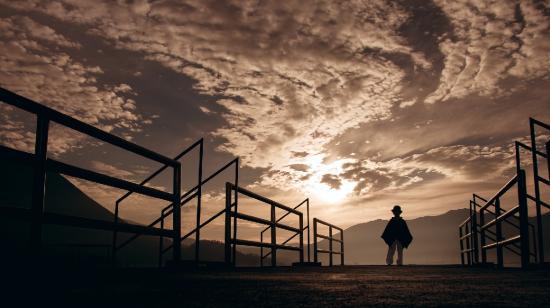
<box><xmin>381</xmin><ymin>217</ymin><xmax>413</xmax><ymax>248</ymax></box>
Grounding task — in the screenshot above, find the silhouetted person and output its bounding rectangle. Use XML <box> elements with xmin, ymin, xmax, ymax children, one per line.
<box><xmin>381</xmin><ymin>205</ymin><xmax>413</xmax><ymax>265</ymax></box>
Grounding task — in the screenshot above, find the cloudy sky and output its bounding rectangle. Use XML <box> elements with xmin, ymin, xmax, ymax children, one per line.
<box><xmin>0</xmin><ymin>0</ymin><xmax>549</xmax><ymax>239</ymax></box>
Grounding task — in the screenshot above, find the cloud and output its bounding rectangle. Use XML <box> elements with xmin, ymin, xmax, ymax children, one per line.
<box><xmin>425</xmin><ymin>0</ymin><xmax>550</xmax><ymax>103</ymax></box>
<box><xmin>320</xmin><ymin>174</ymin><xmax>342</xmax><ymax>190</ymax></box>
<box><xmin>337</xmin><ymin>142</ymin><xmax>518</xmax><ymax>199</ymax></box>
<box><xmin>90</xmin><ymin>161</ymin><xmax>135</xmax><ymax>179</ymax></box>
<box><xmin>0</xmin><ymin>14</ymin><xmax>151</xmax><ymax>155</ymax></box>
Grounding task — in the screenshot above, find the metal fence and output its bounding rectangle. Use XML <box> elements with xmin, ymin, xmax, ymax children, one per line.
<box><xmin>0</xmin><ymin>87</ymin><xmax>183</xmax><ymax>263</ymax></box>
<box><xmin>458</xmin><ymin>118</ymin><xmax>549</xmax><ymax>269</ymax></box>
<box><xmin>313</xmin><ymin>218</ymin><xmax>344</xmax><ymax>266</ymax></box>
<box><xmin>225</xmin><ymin>182</ymin><xmax>304</xmax><ymax>266</ymax></box>
<box><xmin>259</xmin><ymin>198</ymin><xmax>310</xmax><ymax>266</ymax></box>
<box><xmin>0</xmin><ymin>87</ymin><xmax>345</xmax><ymax>268</ymax></box>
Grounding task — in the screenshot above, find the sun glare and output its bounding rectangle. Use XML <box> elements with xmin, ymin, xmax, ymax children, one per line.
<box><xmin>298</xmin><ymin>155</ymin><xmax>357</xmax><ymax>203</ymax></box>
<box><xmin>309</xmin><ymin>180</ymin><xmax>356</xmax><ymax>203</ymax></box>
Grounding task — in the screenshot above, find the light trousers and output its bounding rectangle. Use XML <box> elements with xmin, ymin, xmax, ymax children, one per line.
<box><xmin>386</xmin><ymin>240</ymin><xmax>403</xmax><ymax>265</ymax></box>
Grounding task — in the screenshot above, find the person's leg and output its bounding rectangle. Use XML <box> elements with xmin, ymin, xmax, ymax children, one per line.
<box><xmin>396</xmin><ymin>241</ymin><xmax>403</xmax><ymax>265</ymax></box>
<box><xmin>386</xmin><ymin>240</ymin><xmax>397</xmax><ymax>265</ymax></box>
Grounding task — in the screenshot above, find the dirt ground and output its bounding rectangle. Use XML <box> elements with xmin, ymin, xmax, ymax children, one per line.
<box><xmin>7</xmin><ymin>265</ymin><xmax>550</xmax><ymax>307</ymax></box>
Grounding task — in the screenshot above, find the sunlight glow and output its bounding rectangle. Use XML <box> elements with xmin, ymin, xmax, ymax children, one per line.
<box><xmin>298</xmin><ymin>154</ymin><xmax>357</xmax><ymax>203</ymax></box>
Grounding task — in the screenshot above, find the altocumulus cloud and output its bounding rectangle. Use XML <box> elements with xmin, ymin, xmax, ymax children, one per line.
<box><xmin>0</xmin><ymin>0</ymin><xmax>549</xmax><ymax>222</ymax></box>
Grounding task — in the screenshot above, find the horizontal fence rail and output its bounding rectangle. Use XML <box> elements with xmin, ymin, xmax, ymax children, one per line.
<box><xmin>259</xmin><ymin>198</ymin><xmax>310</xmax><ymax>267</ymax></box>
<box><xmin>0</xmin><ymin>87</ymin><xmax>183</xmax><ymax>263</ymax></box>
<box><xmin>225</xmin><ymin>183</ymin><xmax>304</xmax><ymax>266</ymax></box>
<box><xmin>313</xmin><ymin>218</ymin><xmax>344</xmax><ymax>266</ymax></box>
<box><xmin>458</xmin><ymin>117</ymin><xmax>549</xmax><ymax>269</ymax></box>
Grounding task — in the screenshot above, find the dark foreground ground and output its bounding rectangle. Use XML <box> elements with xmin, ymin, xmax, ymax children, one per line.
<box><xmin>5</xmin><ymin>265</ymin><xmax>550</xmax><ymax>307</ymax></box>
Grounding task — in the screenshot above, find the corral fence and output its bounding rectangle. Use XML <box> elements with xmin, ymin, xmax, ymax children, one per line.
<box><xmin>0</xmin><ymin>87</ymin><xmax>343</xmax><ymax>268</ymax></box>
<box><xmin>459</xmin><ymin>118</ymin><xmax>549</xmax><ymax>269</ymax></box>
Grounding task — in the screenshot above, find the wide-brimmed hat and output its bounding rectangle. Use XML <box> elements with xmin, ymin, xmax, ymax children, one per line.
<box><xmin>391</xmin><ymin>205</ymin><xmax>402</xmax><ymax>214</ymax></box>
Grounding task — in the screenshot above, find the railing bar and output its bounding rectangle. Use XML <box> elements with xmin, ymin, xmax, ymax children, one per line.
<box><xmin>232</xmin><ymin>239</ymin><xmax>300</xmax><ymax>251</ymax></box>
<box><xmin>531</xmin><ymin>117</ymin><xmax>550</xmax><ymax>130</ymax></box>
<box><xmin>40</xmin><ymin>211</ymin><xmax>173</xmax><ymax>237</ymax></box>
<box><xmin>230</xmin><ymin>184</ymin><xmax>301</xmax><ymax>215</ymax></box>
<box><xmin>46</xmin><ymin>159</ymin><xmax>173</xmax><ymax>201</ymax></box>
<box><xmin>480</xmin><ymin>206</ymin><xmax>520</xmax><ymax>230</ymax></box>
<box><xmin>516</xmin><ymin>141</ymin><xmax>548</xmax><ymax>158</ymax></box>
<box><xmin>0</xmin><ymin>88</ymin><xmax>177</xmax><ymax>166</ymax></box>
<box><xmin>479</xmin><ymin>175</ymin><xmax>519</xmax><ymax>211</ymax></box>
<box><xmin>482</xmin><ymin>235</ymin><xmax>522</xmax><ymax>250</ymax></box>
<box><xmin>526</xmin><ymin>194</ymin><xmax>550</xmax><ymax>209</ymax></box>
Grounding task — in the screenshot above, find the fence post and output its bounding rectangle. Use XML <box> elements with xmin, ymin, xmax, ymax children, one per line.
<box><xmin>306</xmin><ymin>199</ymin><xmax>310</xmax><ymax>263</ymax></box>
<box><xmin>459</xmin><ymin>227</ymin><xmax>464</xmax><ymax>265</ymax></box>
<box><xmin>224</xmin><ymin>182</ymin><xmax>232</xmax><ymax>264</ymax></box>
<box><xmin>530</xmin><ymin>119</ymin><xmax>544</xmax><ymax>264</ymax></box>
<box><xmin>270</xmin><ymin>203</ymin><xmax>276</xmax><ymax>267</ymax></box>
<box><xmin>471</xmin><ymin>201</ymin><xmax>479</xmax><ymax>264</ymax></box>
<box><xmin>112</xmin><ymin>200</ymin><xmax>120</xmax><ymax>267</ymax></box>
<box><xmin>299</xmin><ymin>213</ymin><xmax>304</xmax><ymax>263</ymax></box>
<box><xmin>195</xmin><ymin>141</ymin><xmax>204</xmax><ymax>262</ymax></box>
<box><xmin>495</xmin><ymin>198</ymin><xmax>503</xmax><ymax>268</ymax></box>
<box><xmin>479</xmin><ymin>208</ymin><xmax>487</xmax><ymax>264</ymax></box>
<box><xmin>172</xmin><ymin>163</ymin><xmax>182</xmax><ymax>263</ymax></box>
<box><xmin>329</xmin><ymin>226</ymin><xmax>333</xmax><ymax>266</ymax></box>
<box><xmin>260</xmin><ymin>232</ymin><xmax>264</xmax><ymax>267</ymax></box>
<box><xmin>232</xmin><ymin>159</ymin><xmax>239</xmax><ymax>266</ymax></box>
<box><xmin>465</xmin><ymin>222</ymin><xmax>471</xmax><ymax>265</ymax></box>
<box><xmin>30</xmin><ymin>116</ymin><xmax>49</xmax><ymax>257</ymax></box>
<box><xmin>313</xmin><ymin>219</ymin><xmax>318</xmax><ymax>264</ymax></box>
<box><xmin>158</xmin><ymin>212</ymin><xmax>164</xmax><ymax>268</ymax></box>
<box><xmin>340</xmin><ymin>229</ymin><xmax>344</xmax><ymax>266</ymax></box>
<box><xmin>518</xmin><ymin>169</ymin><xmax>530</xmax><ymax>269</ymax></box>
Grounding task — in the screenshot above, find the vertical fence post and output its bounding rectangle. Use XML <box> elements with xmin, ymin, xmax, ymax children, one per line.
<box><xmin>465</xmin><ymin>222</ymin><xmax>471</xmax><ymax>265</ymax></box>
<box><xmin>260</xmin><ymin>232</ymin><xmax>264</xmax><ymax>267</ymax></box>
<box><xmin>306</xmin><ymin>199</ymin><xmax>310</xmax><ymax>263</ymax></box>
<box><xmin>299</xmin><ymin>213</ymin><xmax>304</xmax><ymax>263</ymax></box>
<box><xmin>195</xmin><ymin>141</ymin><xmax>204</xmax><ymax>262</ymax></box>
<box><xmin>479</xmin><ymin>208</ymin><xmax>486</xmax><ymax>264</ymax></box>
<box><xmin>30</xmin><ymin>116</ymin><xmax>49</xmax><ymax>257</ymax></box>
<box><xmin>313</xmin><ymin>219</ymin><xmax>318</xmax><ymax>264</ymax></box>
<box><xmin>158</xmin><ymin>212</ymin><xmax>164</xmax><ymax>268</ymax></box>
<box><xmin>270</xmin><ymin>203</ymin><xmax>276</xmax><ymax>267</ymax></box>
<box><xmin>518</xmin><ymin>169</ymin><xmax>530</xmax><ymax>269</ymax></box>
<box><xmin>459</xmin><ymin>227</ymin><xmax>464</xmax><ymax>265</ymax></box>
<box><xmin>224</xmin><ymin>182</ymin><xmax>232</xmax><ymax>265</ymax></box>
<box><xmin>471</xmin><ymin>201</ymin><xmax>479</xmax><ymax>264</ymax></box>
<box><xmin>172</xmin><ymin>163</ymin><xmax>181</xmax><ymax>263</ymax></box>
<box><xmin>329</xmin><ymin>226</ymin><xmax>333</xmax><ymax>266</ymax></box>
<box><xmin>340</xmin><ymin>229</ymin><xmax>344</xmax><ymax>266</ymax></box>
<box><xmin>232</xmin><ymin>159</ymin><xmax>239</xmax><ymax>266</ymax></box>
<box><xmin>112</xmin><ymin>200</ymin><xmax>120</xmax><ymax>267</ymax></box>
<box><xmin>495</xmin><ymin>198</ymin><xmax>503</xmax><ymax>268</ymax></box>
<box><xmin>530</xmin><ymin>119</ymin><xmax>544</xmax><ymax>264</ymax></box>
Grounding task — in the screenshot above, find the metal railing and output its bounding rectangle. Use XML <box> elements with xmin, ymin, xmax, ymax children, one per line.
<box><xmin>0</xmin><ymin>87</ymin><xmax>183</xmax><ymax>262</ymax></box>
<box><xmin>225</xmin><ymin>182</ymin><xmax>304</xmax><ymax>266</ymax></box>
<box><xmin>313</xmin><ymin>218</ymin><xmax>344</xmax><ymax>266</ymax></box>
<box><xmin>112</xmin><ymin>138</ymin><xmax>203</xmax><ymax>266</ymax></box>
<box><xmin>515</xmin><ymin>118</ymin><xmax>550</xmax><ymax>263</ymax></box>
<box><xmin>478</xmin><ymin>170</ymin><xmax>530</xmax><ymax>268</ymax></box>
<box><xmin>157</xmin><ymin>159</ymin><xmax>238</xmax><ymax>266</ymax></box>
<box><xmin>458</xmin><ymin>118</ymin><xmax>549</xmax><ymax>269</ymax></box>
<box><xmin>259</xmin><ymin>198</ymin><xmax>310</xmax><ymax>266</ymax></box>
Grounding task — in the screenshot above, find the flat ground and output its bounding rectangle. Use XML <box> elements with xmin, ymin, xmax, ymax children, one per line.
<box><xmin>7</xmin><ymin>265</ymin><xmax>550</xmax><ymax>307</ymax></box>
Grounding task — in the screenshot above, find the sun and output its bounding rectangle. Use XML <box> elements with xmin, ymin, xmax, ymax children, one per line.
<box><xmin>308</xmin><ymin>180</ymin><xmax>356</xmax><ymax>203</ymax></box>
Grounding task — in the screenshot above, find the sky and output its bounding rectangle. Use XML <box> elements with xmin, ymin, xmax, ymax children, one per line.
<box><xmin>0</xmin><ymin>1</ymin><xmax>549</xmax><ymax>241</ymax></box>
